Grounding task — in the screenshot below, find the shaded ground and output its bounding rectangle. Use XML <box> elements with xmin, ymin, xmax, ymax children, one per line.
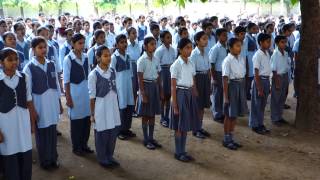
<box><xmin>31</xmin><ymin>87</ymin><xmax>320</xmax><ymax>180</ymax></box>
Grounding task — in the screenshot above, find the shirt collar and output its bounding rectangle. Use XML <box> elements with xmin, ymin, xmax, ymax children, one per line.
<box><xmin>64</xmin><ymin>41</ymin><xmax>72</xmax><ymax>49</ymax></box>
<box><xmin>0</xmin><ymin>70</ymin><xmax>22</xmax><ymax>80</ymax></box>
<box><xmin>31</xmin><ymin>56</ymin><xmax>49</xmax><ymax>66</ymax></box>
<box><xmin>96</xmin><ymin>64</ymin><xmax>111</xmax><ymax>75</ymax></box>
<box><xmin>127</xmin><ymin>39</ymin><xmax>138</xmax><ymax>47</ymax></box>
<box><xmin>177</xmin><ymin>56</ymin><xmax>189</xmax><ymax>65</ymax></box>
<box><xmin>69</xmin><ymin>51</ymin><xmax>86</xmax><ymax>60</ymax></box>
<box><xmin>114</xmin><ymin>50</ymin><xmax>128</xmax><ymax>59</ymax></box>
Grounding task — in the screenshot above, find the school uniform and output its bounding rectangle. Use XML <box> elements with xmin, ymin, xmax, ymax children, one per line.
<box><xmin>17</xmin><ymin>50</ymin><xmax>25</xmax><ymax>71</ymax></box>
<box><xmin>136</xmin><ymin>52</ymin><xmax>161</xmax><ymax>117</ymax></box>
<box><xmin>209</xmin><ymin>42</ymin><xmax>228</xmax><ymax>119</ymax></box>
<box><xmin>0</xmin><ymin>70</ymin><xmax>32</xmax><ymax>180</ymax></box>
<box><xmin>205</xmin><ymin>35</ymin><xmax>217</xmax><ymax>55</ymax></box>
<box><xmin>88</xmin><ymin>66</ymin><xmax>121</xmax><ymax>165</ymax></box>
<box><xmin>127</xmin><ymin>40</ymin><xmax>142</xmax><ymax>97</ymax></box>
<box><xmin>106</xmin><ymin>32</ymin><xmax>116</xmax><ymax>50</ymax></box>
<box><xmin>59</xmin><ymin>42</ymin><xmax>72</xmax><ymax>71</ymax></box>
<box><xmin>270</xmin><ymin>48</ymin><xmax>290</xmax><ymax>122</ymax></box>
<box><xmin>110</xmin><ymin>50</ymin><xmax>135</xmax><ymax>134</ymax></box>
<box><xmin>0</xmin><ymin>37</ymin><xmax>4</xmax><ymax>50</ymax></box>
<box><xmin>63</xmin><ymin>51</ymin><xmax>91</xmax><ymax>153</ymax></box>
<box><xmin>137</xmin><ymin>24</ymin><xmax>148</xmax><ymax>43</ymax></box>
<box><xmin>245</xmin><ymin>33</ymin><xmax>258</xmax><ymax>100</ymax></box>
<box><xmin>82</xmin><ymin>31</ymin><xmax>93</xmax><ymax>52</ymax></box>
<box><xmin>249</xmin><ymin>49</ymin><xmax>271</xmax><ymax>128</ymax></box>
<box><xmin>227</xmin><ymin>31</ymin><xmax>234</xmax><ymax>40</ymax></box>
<box><xmin>16</xmin><ymin>38</ymin><xmax>31</xmax><ymax>63</ymax></box>
<box><xmin>145</xmin><ymin>33</ymin><xmax>162</xmax><ymax>48</ymax></box>
<box><xmin>87</xmin><ymin>44</ymin><xmax>99</xmax><ymax>69</ymax></box>
<box><xmin>23</xmin><ymin>57</ymin><xmax>60</xmax><ymax>167</ymax></box>
<box><xmin>49</xmin><ymin>39</ymin><xmax>60</xmax><ymax>57</ymax></box>
<box><xmin>222</xmin><ymin>54</ymin><xmax>247</xmax><ymax>118</ymax></box>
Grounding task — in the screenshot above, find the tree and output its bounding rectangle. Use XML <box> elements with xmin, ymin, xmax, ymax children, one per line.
<box><xmin>294</xmin><ymin>0</ymin><xmax>320</xmax><ymax>132</ymax></box>
<box><xmin>0</xmin><ymin>0</ymin><xmax>5</xmax><ymax>18</ymax></box>
<box><xmin>155</xmin><ymin>0</ymin><xmax>171</xmax><ymax>15</ymax></box>
<box><xmin>3</xmin><ymin>0</ymin><xmax>29</xmax><ymax>17</ymax></box>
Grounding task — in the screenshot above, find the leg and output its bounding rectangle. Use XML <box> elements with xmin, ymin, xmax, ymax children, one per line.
<box><xmin>35</xmin><ymin>126</ymin><xmax>52</xmax><ymax>167</ymax></box>
<box><xmin>125</xmin><ymin>106</ymin><xmax>134</xmax><ymax>131</ymax></box>
<box><xmin>49</xmin><ymin>125</ymin><xmax>58</xmax><ymax>164</ymax></box>
<box><xmin>82</xmin><ymin>116</ymin><xmax>93</xmax><ymax>153</ymax></box>
<box><xmin>19</xmin><ymin>150</ymin><xmax>32</xmax><ymax>180</ymax></box>
<box><xmin>2</xmin><ymin>154</ymin><xmax>20</xmax><ymax>180</ymax></box>
<box><xmin>107</xmin><ymin>127</ymin><xmax>120</xmax><ymax>166</ymax></box>
<box><xmin>70</xmin><ymin>119</ymin><xmax>83</xmax><ymax>154</ymax></box>
<box><xmin>94</xmin><ymin>130</ymin><xmax>110</xmax><ymax>165</ymax></box>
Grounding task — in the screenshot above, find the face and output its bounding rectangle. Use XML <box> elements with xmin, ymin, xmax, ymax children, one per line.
<box><xmin>140</xmin><ymin>16</ymin><xmax>145</xmax><ymax>23</ymax></box>
<box><xmin>197</xmin><ymin>34</ymin><xmax>208</xmax><ymax>48</ymax></box>
<box><xmin>250</xmin><ymin>25</ymin><xmax>259</xmax><ymax>34</ymax></box>
<box><xmin>236</xmin><ymin>32</ymin><xmax>246</xmax><ymax>41</ymax></box>
<box><xmin>126</xmin><ymin>20</ymin><xmax>133</xmax><ymax>28</ymax></box>
<box><xmin>48</xmin><ymin>28</ymin><xmax>54</xmax><ymax>38</ymax></box>
<box><xmin>99</xmin><ymin>49</ymin><xmax>111</xmax><ymax>67</ymax></box>
<box><xmin>192</xmin><ymin>24</ymin><xmax>198</xmax><ymax>30</ymax></box>
<box><xmin>129</xmin><ymin>29</ymin><xmax>137</xmax><ymax>40</ymax></box>
<box><xmin>212</xmin><ymin>20</ymin><xmax>218</xmax><ymax>29</ymax></box>
<box><xmin>84</xmin><ymin>23</ymin><xmax>90</xmax><ymax>31</ymax></box>
<box><xmin>38</xmin><ymin>30</ymin><xmax>49</xmax><ymax>40</ymax></box>
<box><xmin>219</xmin><ymin>32</ymin><xmax>228</xmax><ymax>43</ymax></box>
<box><xmin>109</xmin><ymin>24</ymin><xmax>114</xmax><ymax>32</ymax></box>
<box><xmin>260</xmin><ymin>39</ymin><xmax>272</xmax><ymax>50</ymax></box>
<box><xmin>151</xmin><ymin>28</ymin><xmax>160</xmax><ymax>38</ymax></box>
<box><xmin>117</xmin><ymin>38</ymin><xmax>128</xmax><ymax>52</ymax></box>
<box><xmin>0</xmin><ymin>23</ymin><xmax>7</xmax><ymax>34</ymax></box>
<box><xmin>144</xmin><ymin>40</ymin><xmax>157</xmax><ymax>54</ymax></box>
<box><xmin>180</xmin><ymin>20</ymin><xmax>186</xmax><ymax>28</ymax></box>
<box><xmin>15</xmin><ymin>25</ymin><xmax>26</xmax><ymax>37</ymax></box>
<box><xmin>277</xmin><ymin>39</ymin><xmax>287</xmax><ymax>50</ymax></box>
<box><xmin>26</xmin><ymin>20</ymin><xmax>32</xmax><ymax>28</ymax></box>
<box><xmin>204</xmin><ymin>26</ymin><xmax>213</xmax><ymax>35</ymax></box>
<box><xmin>96</xmin><ymin>33</ymin><xmax>106</xmax><ymax>45</ymax></box>
<box><xmin>229</xmin><ymin>41</ymin><xmax>242</xmax><ymax>56</ymax></box>
<box><xmin>266</xmin><ymin>25</ymin><xmax>274</xmax><ymax>34</ymax></box>
<box><xmin>103</xmin><ymin>23</ymin><xmax>110</xmax><ymax>32</ymax></box>
<box><xmin>33</xmin><ymin>24</ymin><xmax>40</xmax><ymax>31</ymax></box>
<box><xmin>74</xmin><ymin>21</ymin><xmax>82</xmax><ymax>32</ymax></box>
<box><xmin>180</xmin><ymin>30</ymin><xmax>189</xmax><ymax>39</ymax></box>
<box><xmin>33</xmin><ymin>42</ymin><xmax>47</xmax><ymax>58</ymax></box>
<box><xmin>6</xmin><ymin>20</ymin><xmax>12</xmax><ymax>29</ymax></box>
<box><xmin>160</xmin><ymin>19</ymin><xmax>167</xmax><ymax>27</ymax></box>
<box><xmin>73</xmin><ymin>38</ymin><xmax>85</xmax><ymax>52</ymax></box>
<box><xmin>49</xmin><ymin>20</ymin><xmax>55</xmax><ymax>27</ymax></box>
<box><xmin>179</xmin><ymin>43</ymin><xmax>193</xmax><ymax>58</ymax></box>
<box><xmin>60</xmin><ymin>16</ymin><xmax>67</xmax><ymax>27</ymax></box>
<box><xmin>4</xmin><ymin>35</ymin><xmax>16</xmax><ymax>48</ymax></box>
<box><xmin>1</xmin><ymin>53</ymin><xmax>18</xmax><ymax>72</ymax></box>
<box><xmin>66</xmin><ymin>30</ymin><xmax>74</xmax><ymax>41</ymax></box>
<box><xmin>163</xmin><ymin>33</ymin><xmax>172</xmax><ymax>45</ymax></box>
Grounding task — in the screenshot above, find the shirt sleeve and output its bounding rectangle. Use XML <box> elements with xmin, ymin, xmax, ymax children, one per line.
<box><xmin>88</xmin><ymin>71</ymin><xmax>97</xmax><ymax>99</ymax></box>
<box><xmin>24</xmin><ymin>73</ymin><xmax>32</xmax><ymax>101</ymax></box>
<box><xmin>59</xmin><ymin>46</ymin><xmax>66</xmax><ymax>70</ymax></box>
<box><xmin>222</xmin><ymin>59</ymin><xmax>230</xmax><ymax>77</ymax></box>
<box><xmin>63</xmin><ymin>56</ymin><xmax>71</xmax><ymax>84</ymax></box>
<box><xmin>170</xmin><ymin>62</ymin><xmax>179</xmax><ymax>79</ymax></box>
<box><xmin>252</xmin><ymin>52</ymin><xmax>261</xmax><ymax>70</ymax></box>
<box><xmin>88</xmin><ymin>48</ymin><xmax>94</xmax><ymax>66</ymax></box>
<box><xmin>270</xmin><ymin>53</ymin><xmax>277</xmax><ymax>72</ymax></box>
<box><xmin>154</xmin><ymin>48</ymin><xmax>162</xmax><ymax>62</ymax></box>
<box><xmin>292</xmin><ymin>40</ymin><xmax>300</xmax><ymax>53</ymax></box>
<box><xmin>209</xmin><ymin>46</ymin><xmax>218</xmax><ymax>64</ymax></box>
<box><xmin>110</xmin><ymin>55</ymin><xmax>117</xmax><ymax>70</ymax></box>
<box><xmin>137</xmin><ymin>58</ymin><xmax>145</xmax><ymax>73</ymax></box>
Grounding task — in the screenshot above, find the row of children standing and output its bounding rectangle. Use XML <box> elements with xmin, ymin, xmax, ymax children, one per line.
<box><xmin>0</xmin><ymin>14</ymin><xmax>298</xmax><ymax>180</ymax></box>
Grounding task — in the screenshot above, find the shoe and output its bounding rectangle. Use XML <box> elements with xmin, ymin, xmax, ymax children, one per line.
<box><xmin>109</xmin><ymin>158</ymin><xmax>120</xmax><ymax>167</ymax></box>
<box><xmin>126</xmin><ymin>130</ymin><xmax>136</xmax><ymax>138</ymax></box>
<box><xmin>174</xmin><ymin>154</ymin><xmax>190</xmax><ymax>162</ymax></box>
<box><xmin>283</xmin><ymin>104</ymin><xmax>291</xmax><ymax>109</ymax></box>
<box><xmin>260</xmin><ymin>125</ymin><xmax>271</xmax><ymax>134</ymax></box>
<box><xmin>214</xmin><ymin>116</ymin><xmax>224</xmax><ymax>124</ymax></box>
<box><xmin>232</xmin><ymin>141</ymin><xmax>243</xmax><ymax>148</ymax></box>
<box><xmin>160</xmin><ymin>120</ymin><xmax>169</xmax><ymax>128</ymax></box>
<box><xmin>99</xmin><ymin>162</ymin><xmax>115</xmax><ymax>169</ymax></box>
<box><xmin>40</xmin><ymin>163</ymin><xmax>51</xmax><ymax>170</ymax></box>
<box><xmin>150</xmin><ymin>139</ymin><xmax>162</xmax><ymax>148</ymax></box>
<box><xmin>222</xmin><ymin>141</ymin><xmax>238</xmax><ymax>150</ymax></box>
<box><xmin>57</xmin><ymin>130</ymin><xmax>62</xmax><ymax>136</ymax></box>
<box><xmin>199</xmin><ymin>129</ymin><xmax>211</xmax><ymax>137</ymax></box>
<box><xmin>278</xmin><ymin>119</ymin><xmax>289</xmax><ymax>124</ymax></box>
<box><xmin>51</xmin><ymin>161</ymin><xmax>60</xmax><ymax>169</ymax></box>
<box><xmin>193</xmin><ymin>131</ymin><xmax>206</xmax><ymax>139</ymax></box>
<box><xmin>252</xmin><ymin>127</ymin><xmax>266</xmax><ymax>135</ymax></box>
<box><xmin>132</xmin><ymin>113</ymin><xmax>139</xmax><ymax>118</ymax></box>
<box><xmin>118</xmin><ymin>133</ymin><xmax>129</xmax><ymax>140</ymax></box>
<box><xmin>144</xmin><ymin>141</ymin><xmax>156</xmax><ymax>150</ymax></box>
<box><xmin>272</xmin><ymin>121</ymin><xmax>283</xmax><ymax>127</ymax></box>
<box><xmin>73</xmin><ymin>149</ymin><xmax>85</xmax><ymax>156</ymax></box>
<box><xmin>184</xmin><ymin>153</ymin><xmax>195</xmax><ymax>161</ymax></box>
<box><xmin>83</xmin><ymin>146</ymin><xmax>94</xmax><ymax>154</ymax></box>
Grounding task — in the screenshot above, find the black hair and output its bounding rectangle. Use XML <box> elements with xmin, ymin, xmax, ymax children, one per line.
<box><xmin>101</xmin><ymin>20</ymin><xmax>109</xmax><ymax>26</ymax></box>
<box><xmin>31</xmin><ymin>36</ymin><xmax>47</xmax><ymax>48</ymax></box>
<box><xmin>127</xmin><ymin>27</ymin><xmax>136</xmax><ymax>36</ymax></box>
<box><xmin>13</xmin><ymin>22</ymin><xmax>25</xmax><ymax>32</ymax></box>
<box><xmin>58</xmin><ymin>15</ymin><xmax>65</xmax><ymax>21</ymax></box>
<box><xmin>140</xmin><ymin>36</ymin><xmax>156</xmax><ymax>56</ymax></box>
<box><xmin>274</xmin><ymin>35</ymin><xmax>287</xmax><ymax>44</ymax></box>
<box><xmin>257</xmin><ymin>33</ymin><xmax>271</xmax><ymax>45</ymax></box>
<box><xmin>149</xmin><ymin>23</ymin><xmax>160</xmax><ymax>31</ymax></box>
<box><xmin>71</xmin><ymin>33</ymin><xmax>85</xmax><ymax>44</ymax></box>
<box><xmin>83</xmin><ymin>20</ymin><xmax>90</xmax><ymax>26</ymax></box>
<box><xmin>216</xmin><ymin>28</ymin><xmax>228</xmax><ymax>37</ymax></box>
<box><xmin>36</xmin><ymin>26</ymin><xmax>49</xmax><ymax>35</ymax></box>
<box><xmin>228</xmin><ymin>37</ymin><xmax>241</xmax><ymax>49</ymax></box>
<box><xmin>233</xmin><ymin>26</ymin><xmax>246</xmax><ymax>35</ymax></box>
<box><xmin>95</xmin><ymin>45</ymin><xmax>109</xmax><ymax>59</ymax></box>
<box><xmin>209</xmin><ymin>16</ymin><xmax>218</xmax><ymax>22</ymax></box>
<box><xmin>0</xmin><ymin>20</ymin><xmax>6</xmax><ymax>26</ymax></box>
<box><xmin>281</xmin><ymin>24</ymin><xmax>291</xmax><ymax>34</ymax></box>
<box><xmin>115</xmin><ymin>34</ymin><xmax>127</xmax><ymax>44</ymax></box>
<box><xmin>202</xmin><ymin>21</ymin><xmax>213</xmax><ymax>30</ymax></box>
<box><xmin>174</xmin><ymin>16</ymin><xmax>185</xmax><ymax>27</ymax></box>
<box><xmin>45</xmin><ymin>24</ymin><xmax>54</xmax><ymax>30</ymax></box>
<box><xmin>194</xmin><ymin>31</ymin><xmax>206</xmax><ymax>45</ymax></box>
<box><xmin>223</xmin><ymin>20</ymin><xmax>232</xmax><ymax>28</ymax></box>
<box><xmin>247</xmin><ymin>22</ymin><xmax>257</xmax><ymax>31</ymax></box>
<box><xmin>122</xmin><ymin>17</ymin><xmax>132</xmax><ymax>26</ymax></box>
<box><xmin>93</xmin><ymin>21</ymin><xmax>102</xmax><ymax>31</ymax></box>
<box><xmin>24</xmin><ymin>18</ymin><xmax>31</xmax><ymax>23</ymax></box>
<box><xmin>160</xmin><ymin>30</ymin><xmax>171</xmax><ymax>43</ymax></box>
<box><xmin>2</xmin><ymin>32</ymin><xmax>15</xmax><ymax>42</ymax></box>
<box><xmin>0</xmin><ymin>47</ymin><xmax>18</xmax><ymax>62</ymax></box>
<box><xmin>177</xmin><ymin>38</ymin><xmax>192</xmax><ymax>58</ymax></box>
<box><xmin>178</xmin><ymin>27</ymin><xmax>188</xmax><ymax>36</ymax></box>
<box><xmin>139</xmin><ymin>15</ymin><xmax>145</xmax><ymax>19</ymax></box>
<box><xmin>264</xmin><ymin>22</ymin><xmax>274</xmax><ymax>32</ymax></box>
<box><xmin>160</xmin><ymin>16</ymin><xmax>168</xmax><ymax>22</ymax></box>
<box><xmin>91</xmin><ymin>29</ymin><xmax>105</xmax><ymax>47</ymax></box>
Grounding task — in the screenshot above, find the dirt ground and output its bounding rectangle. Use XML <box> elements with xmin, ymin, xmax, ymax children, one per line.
<box><xmin>30</xmin><ymin>87</ymin><xmax>320</xmax><ymax>180</ymax></box>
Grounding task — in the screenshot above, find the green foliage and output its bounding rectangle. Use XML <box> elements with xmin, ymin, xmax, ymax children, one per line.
<box><xmin>154</xmin><ymin>0</ymin><xmax>171</xmax><ymax>7</ymax></box>
<box><xmin>173</xmin><ymin>0</ymin><xmax>207</xmax><ymax>8</ymax></box>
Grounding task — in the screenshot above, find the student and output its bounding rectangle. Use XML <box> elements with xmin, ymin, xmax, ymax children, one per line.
<box><xmin>82</xmin><ymin>21</ymin><xmax>93</xmax><ymax>52</ymax></box>
<box><xmin>137</xmin><ymin>15</ymin><xmax>148</xmax><ymax>44</ymax></box>
<box><xmin>73</xmin><ymin>19</ymin><xmax>82</xmax><ymax>34</ymax></box>
<box><xmin>23</xmin><ymin>36</ymin><xmax>62</xmax><ymax>169</ymax></box>
<box><xmin>106</xmin><ymin>22</ymin><xmax>116</xmax><ymax>50</ymax></box>
<box><xmin>202</xmin><ymin>21</ymin><xmax>216</xmax><ymax>54</ymax></box>
<box><xmin>3</xmin><ymin>32</ymin><xmax>25</xmax><ymax>70</ymax></box>
<box><xmin>170</xmin><ymin>38</ymin><xmax>198</xmax><ymax>162</ymax></box>
<box><xmin>159</xmin><ymin>17</ymin><xmax>169</xmax><ymax>32</ymax></box>
<box><xmin>46</xmin><ymin>24</ymin><xmax>60</xmax><ymax>56</ymax></box>
<box><xmin>249</xmin><ymin>33</ymin><xmax>272</xmax><ymax>135</ymax></box>
<box><xmin>126</xmin><ymin>27</ymin><xmax>141</xmax><ymax>116</ymax></box>
<box><xmin>209</xmin><ymin>28</ymin><xmax>228</xmax><ymax>123</ymax></box>
<box><xmin>223</xmin><ymin>20</ymin><xmax>234</xmax><ymax>40</ymax></box>
<box><xmin>270</xmin><ymin>35</ymin><xmax>290</xmax><ymax>126</ymax></box>
<box><xmin>119</xmin><ymin>17</ymin><xmax>133</xmax><ymax>36</ymax></box>
<box><xmin>14</xmin><ymin>22</ymin><xmax>30</xmax><ymax>63</ymax></box>
<box><xmin>173</xmin><ymin>27</ymin><xmax>189</xmax><ymax>49</ymax></box>
<box><xmin>190</xmin><ymin>31</ymin><xmax>211</xmax><ymax>139</ymax></box>
<box><xmin>263</xmin><ymin>23</ymin><xmax>275</xmax><ymax>53</ymax></box>
<box><xmin>0</xmin><ymin>48</ymin><xmax>33</xmax><ymax>179</ymax></box>
<box><xmin>55</xmin><ymin>15</ymin><xmax>67</xmax><ymax>47</ymax></box>
<box><xmin>137</xmin><ymin>36</ymin><xmax>163</xmax><ymax>150</ymax></box>
<box><xmin>148</xmin><ymin>23</ymin><xmax>161</xmax><ymax>48</ymax></box>
<box><xmin>63</xmin><ymin>33</ymin><xmax>93</xmax><ymax>156</ymax></box>
<box><xmin>245</xmin><ymin>22</ymin><xmax>259</xmax><ymax>100</ymax></box>
<box><xmin>234</xmin><ymin>26</ymin><xmax>247</xmax><ymax>61</ymax></box>
<box><xmin>88</xmin><ymin>30</ymin><xmax>106</xmax><ymax>69</ymax></box>
<box><xmin>110</xmin><ymin>34</ymin><xmax>135</xmax><ymax>140</ymax></box>
<box><xmin>88</xmin><ymin>45</ymin><xmax>121</xmax><ymax>168</ymax></box>
<box><xmin>154</xmin><ymin>30</ymin><xmax>176</xmax><ymax>128</ymax></box>
<box><xmin>222</xmin><ymin>38</ymin><xmax>246</xmax><ymax>150</ymax></box>
<box><xmin>0</xmin><ymin>20</ymin><xmax>7</xmax><ymax>50</ymax></box>
<box><xmin>59</xmin><ymin>28</ymin><xmax>73</xmax><ymax>71</ymax></box>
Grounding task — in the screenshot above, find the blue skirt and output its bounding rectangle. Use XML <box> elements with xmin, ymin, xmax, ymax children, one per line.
<box><xmin>195</xmin><ymin>72</ymin><xmax>211</xmax><ymax>109</ymax></box>
<box><xmin>224</xmin><ymin>79</ymin><xmax>247</xmax><ymax>118</ymax></box>
<box><xmin>160</xmin><ymin>65</ymin><xmax>171</xmax><ymax>96</ymax></box>
<box><xmin>169</xmin><ymin>88</ymin><xmax>199</xmax><ymax>132</ymax></box>
<box><xmin>137</xmin><ymin>81</ymin><xmax>161</xmax><ymax>117</ymax></box>
<box><xmin>131</xmin><ymin>62</ymin><xmax>138</xmax><ymax>96</ymax></box>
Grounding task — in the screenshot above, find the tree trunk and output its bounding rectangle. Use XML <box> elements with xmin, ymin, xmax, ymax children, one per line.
<box><xmin>76</xmin><ymin>2</ymin><xmax>79</xmax><ymax>16</ymax></box>
<box><xmin>20</xmin><ymin>6</ymin><xmax>24</xmax><ymax>17</ymax></box>
<box><xmin>58</xmin><ymin>2</ymin><xmax>63</xmax><ymax>16</ymax></box>
<box><xmin>145</xmin><ymin>0</ymin><xmax>149</xmax><ymax>13</ymax></box>
<box><xmin>0</xmin><ymin>0</ymin><xmax>5</xmax><ymax>18</ymax></box>
<box><xmin>270</xmin><ymin>3</ymin><xmax>272</xmax><ymax>14</ymax></box>
<box><xmin>39</xmin><ymin>4</ymin><xmax>43</xmax><ymax>14</ymax></box>
<box><xmin>295</xmin><ymin>0</ymin><xmax>320</xmax><ymax>132</ymax></box>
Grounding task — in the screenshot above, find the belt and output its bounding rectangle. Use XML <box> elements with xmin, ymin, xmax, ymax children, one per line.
<box><xmin>196</xmin><ymin>70</ymin><xmax>209</xmax><ymax>74</ymax></box>
<box><xmin>260</xmin><ymin>76</ymin><xmax>270</xmax><ymax>80</ymax></box>
<box><xmin>143</xmin><ymin>79</ymin><xmax>157</xmax><ymax>83</ymax></box>
<box><xmin>230</xmin><ymin>78</ymin><xmax>244</xmax><ymax>82</ymax></box>
<box><xmin>177</xmin><ymin>85</ymin><xmax>192</xmax><ymax>90</ymax></box>
<box><xmin>161</xmin><ymin>64</ymin><xmax>171</xmax><ymax>68</ymax></box>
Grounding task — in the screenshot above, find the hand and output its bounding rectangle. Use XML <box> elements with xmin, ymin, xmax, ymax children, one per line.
<box><xmin>31</xmin><ymin>123</ymin><xmax>36</xmax><ymax>134</ymax></box>
<box><xmin>30</xmin><ymin>109</ymin><xmax>38</xmax><ymax>123</ymax></box>
<box><xmin>142</xmin><ymin>93</ymin><xmax>148</xmax><ymax>103</ymax></box>
<box><xmin>275</xmin><ymin>78</ymin><xmax>281</xmax><ymax>90</ymax></box>
<box><xmin>258</xmin><ymin>89</ymin><xmax>264</xmax><ymax>97</ymax></box>
<box><xmin>90</xmin><ymin>115</ymin><xmax>95</xmax><ymax>123</ymax></box>
<box><xmin>192</xmin><ymin>87</ymin><xmax>199</xmax><ymax>97</ymax></box>
<box><xmin>66</xmin><ymin>96</ymin><xmax>74</xmax><ymax>108</ymax></box>
<box><xmin>0</xmin><ymin>131</ymin><xmax>4</xmax><ymax>143</ymax></box>
<box><xmin>173</xmin><ymin>105</ymin><xmax>179</xmax><ymax>115</ymax></box>
<box><xmin>60</xmin><ymin>103</ymin><xmax>64</xmax><ymax>114</ymax></box>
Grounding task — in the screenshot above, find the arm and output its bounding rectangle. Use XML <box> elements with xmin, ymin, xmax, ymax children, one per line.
<box><xmin>88</xmin><ymin>71</ymin><xmax>97</xmax><ymax>122</ymax></box>
<box><xmin>223</xmin><ymin>76</ymin><xmax>229</xmax><ymax>104</ymax></box>
<box><xmin>254</xmin><ymin>68</ymin><xmax>264</xmax><ymax>97</ymax></box>
<box><xmin>138</xmin><ymin>72</ymin><xmax>147</xmax><ymax>103</ymax></box>
<box><xmin>90</xmin><ymin>99</ymin><xmax>96</xmax><ymax>122</ymax></box>
<box><xmin>171</xmin><ymin>78</ymin><xmax>178</xmax><ymax>115</ymax></box>
<box><xmin>63</xmin><ymin>57</ymin><xmax>73</xmax><ymax>108</ymax></box>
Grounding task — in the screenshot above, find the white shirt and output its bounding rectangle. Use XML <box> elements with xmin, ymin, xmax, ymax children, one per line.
<box><xmin>190</xmin><ymin>47</ymin><xmax>211</xmax><ymax>71</ymax></box>
<box><xmin>271</xmin><ymin>48</ymin><xmax>291</xmax><ymax>75</ymax></box>
<box><xmin>137</xmin><ymin>52</ymin><xmax>161</xmax><ymax>80</ymax></box>
<box><xmin>253</xmin><ymin>49</ymin><xmax>272</xmax><ymax>76</ymax></box>
<box><xmin>222</xmin><ymin>53</ymin><xmax>246</xmax><ymax>80</ymax></box>
<box><xmin>170</xmin><ymin>56</ymin><xmax>196</xmax><ymax>87</ymax></box>
<box><xmin>154</xmin><ymin>44</ymin><xmax>176</xmax><ymax>66</ymax></box>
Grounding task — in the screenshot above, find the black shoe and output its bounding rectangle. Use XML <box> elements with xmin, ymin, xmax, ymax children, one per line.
<box><xmin>57</xmin><ymin>130</ymin><xmax>62</xmax><ymax>136</ymax></box>
<box><xmin>160</xmin><ymin>120</ymin><xmax>169</xmax><ymax>128</ymax></box>
<box><xmin>109</xmin><ymin>158</ymin><xmax>120</xmax><ymax>167</ymax></box>
<box><xmin>51</xmin><ymin>161</ymin><xmax>60</xmax><ymax>169</ymax></box>
<box><xmin>232</xmin><ymin>141</ymin><xmax>243</xmax><ymax>148</ymax></box>
<box><xmin>144</xmin><ymin>141</ymin><xmax>156</xmax><ymax>150</ymax></box>
<box><xmin>126</xmin><ymin>130</ymin><xmax>137</xmax><ymax>138</ymax></box>
<box><xmin>73</xmin><ymin>149</ymin><xmax>85</xmax><ymax>156</ymax></box>
<box><xmin>99</xmin><ymin>162</ymin><xmax>115</xmax><ymax>169</ymax></box>
<box><xmin>174</xmin><ymin>154</ymin><xmax>190</xmax><ymax>162</ymax></box>
<box><xmin>83</xmin><ymin>146</ymin><xmax>94</xmax><ymax>154</ymax></box>
<box><xmin>193</xmin><ymin>131</ymin><xmax>206</xmax><ymax>139</ymax></box>
<box><xmin>260</xmin><ymin>125</ymin><xmax>271</xmax><ymax>134</ymax></box>
<box><xmin>222</xmin><ymin>141</ymin><xmax>238</xmax><ymax>150</ymax></box>
<box><xmin>118</xmin><ymin>133</ymin><xmax>129</xmax><ymax>140</ymax></box>
<box><xmin>252</xmin><ymin>127</ymin><xmax>266</xmax><ymax>135</ymax></box>
<box><xmin>272</xmin><ymin>121</ymin><xmax>283</xmax><ymax>127</ymax></box>
<box><xmin>150</xmin><ymin>139</ymin><xmax>162</xmax><ymax>148</ymax></box>
<box><xmin>184</xmin><ymin>153</ymin><xmax>195</xmax><ymax>161</ymax></box>
<box><xmin>283</xmin><ymin>104</ymin><xmax>291</xmax><ymax>109</ymax></box>
<box><xmin>214</xmin><ymin>116</ymin><xmax>224</xmax><ymax>124</ymax></box>
<box><xmin>278</xmin><ymin>119</ymin><xmax>289</xmax><ymax>124</ymax></box>
<box><xmin>199</xmin><ymin>129</ymin><xmax>211</xmax><ymax>137</ymax></box>
<box><xmin>40</xmin><ymin>163</ymin><xmax>51</xmax><ymax>170</ymax></box>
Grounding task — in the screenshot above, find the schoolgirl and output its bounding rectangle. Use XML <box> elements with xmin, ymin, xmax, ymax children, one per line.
<box><xmin>2</xmin><ymin>32</ymin><xmax>25</xmax><ymax>70</ymax></box>
<box><xmin>88</xmin><ymin>29</ymin><xmax>106</xmax><ymax>69</ymax></box>
<box><xmin>59</xmin><ymin>28</ymin><xmax>73</xmax><ymax>71</ymax></box>
<box><xmin>14</xmin><ymin>22</ymin><xmax>30</xmax><ymax>63</ymax></box>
